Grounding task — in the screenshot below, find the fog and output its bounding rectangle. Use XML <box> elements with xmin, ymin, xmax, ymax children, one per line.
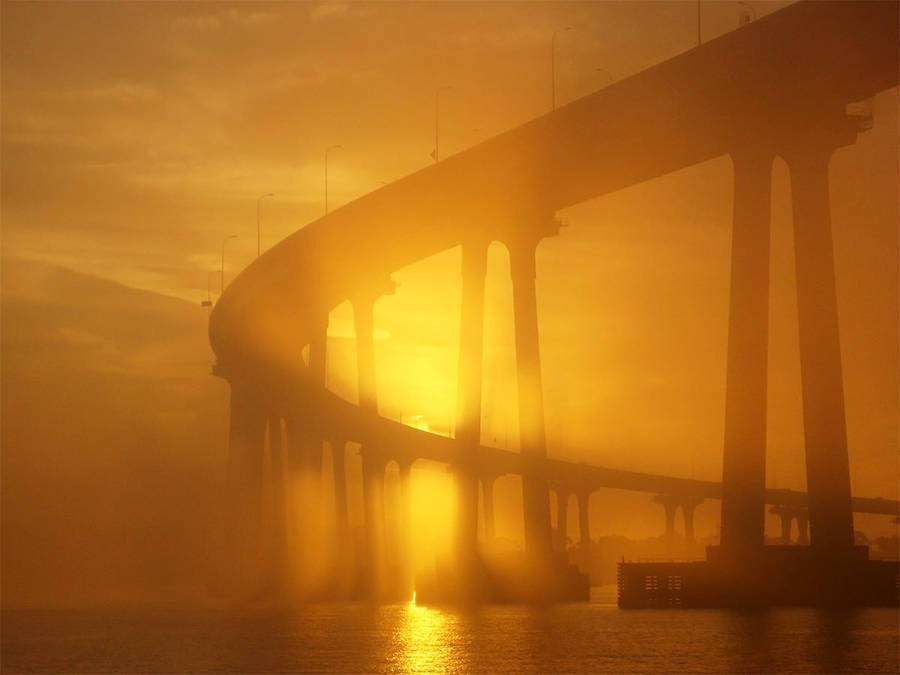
<box><xmin>1</xmin><ymin>1</ymin><xmax>897</xmax><ymax>609</ymax></box>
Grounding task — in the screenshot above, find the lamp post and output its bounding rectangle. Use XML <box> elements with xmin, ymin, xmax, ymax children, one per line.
<box><xmin>697</xmin><ymin>0</ymin><xmax>701</xmax><ymax>46</ymax></box>
<box><xmin>325</xmin><ymin>145</ymin><xmax>342</xmax><ymax>215</ymax></box>
<box><xmin>433</xmin><ymin>85</ymin><xmax>452</xmax><ymax>162</ymax></box>
<box><xmin>220</xmin><ymin>234</ymin><xmax>237</xmax><ymax>296</ymax></box>
<box><xmin>201</xmin><ymin>270</ymin><xmax>216</xmax><ymax>308</ymax></box>
<box><xmin>737</xmin><ymin>1</ymin><xmax>756</xmax><ymax>26</ymax></box>
<box><xmin>551</xmin><ymin>26</ymin><xmax>572</xmax><ymax>111</ymax></box>
<box><xmin>256</xmin><ymin>192</ymin><xmax>274</xmax><ymax>257</ymax></box>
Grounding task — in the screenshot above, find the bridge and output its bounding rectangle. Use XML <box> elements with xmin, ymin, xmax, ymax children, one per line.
<box><xmin>209</xmin><ymin>1</ymin><xmax>899</xmax><ymax>601</ymax></box>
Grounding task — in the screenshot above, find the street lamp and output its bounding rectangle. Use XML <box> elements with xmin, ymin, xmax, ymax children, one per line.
<box><xmin>433</xmin><ymin>85</ymin><xmax>452</xmax><ymax>163</ymax></box>
<box><xmin>256</xmin><ymin>192</ymin><xmax>274</xmax><ymax>257</ymax></box>
<box><xmin>201</xmin><ymin>270</ymin><xmax>216</xmax><ymax>308</ymax></box>
<box><xmin>551</xmin><ymin>26</ymin><xmax>572</xmax><ymax>111</ymax></box>
<box><xmin>697</xmin><ymin>0</ymin><xmax>702</xmax><ymax>46</ymax></box>
<box><xmin>220</xmin><ymin>234</ymin><xmax>238</xmax><ymax>295</ymax></box>
<box><xmin>325</xmin><ymin>145</ymin><xmax>342</xmax><ymax>215</ymax></box>
<box><xmin>737</xmin><ymin>1</ymin><xmax>757</xmax><ymax>26</ymax></box>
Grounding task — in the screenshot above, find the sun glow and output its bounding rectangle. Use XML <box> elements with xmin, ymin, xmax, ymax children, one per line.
<box><xmin>404</xmin><ymin>414</ymin><xmax>432</xmax><ymax>433</ymax></box>
<box><xmin>408</xmin><ymin>464</ymin><xmax>457</xmax><ymax>574</ymax></box>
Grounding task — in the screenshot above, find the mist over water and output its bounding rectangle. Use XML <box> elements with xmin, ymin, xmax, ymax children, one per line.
<box><xmin>3</xmin><ymin>602</ymin><xmax>898</xmax><ymax>674</ymax></box>
<box><xmin>2</xmin><ymin>0</ymin><xmax>899</xmax><ymax>671</ymax></box>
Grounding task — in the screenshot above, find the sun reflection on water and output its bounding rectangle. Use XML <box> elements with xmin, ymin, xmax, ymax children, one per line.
<box><xmin>391</xmin><ymin>598</ymin><xmax>467</xmax><ymax>673</ymax></box>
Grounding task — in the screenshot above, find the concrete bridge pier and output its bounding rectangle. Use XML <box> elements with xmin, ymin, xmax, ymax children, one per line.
<box><xmin>360</xmin><ymin>451</ymin><xmax>387</xmax><ymax>595</ymax></box>
<box><xmin>454</xmin><ymin>242</ymin><xmax>487</xmax><ymax>575</ymax></box>
<box><xmin>665</xmin><ymin>503</ymin><xmax>677</xmax><ymax>539</ymax></box>
<box><xmin>397</xmin><ymin>460</ymin><xmax>414</xmax><ymax>597</ymax></box>
<box><xmin>273</xmin><ymin>317</ymin><xmax>328</xmax><ymax>588</ymax></box>
<box><xmin>331</xmin><ymin>438</ymin><xmax>350</xmax><ymax>552</ymax></box>
<box><xmin>281</xmin><ymin>416</ymin><xmax>325</xmax><ymax>584</ymax></box>
<box><xmin>352</xmin><ymin>289</ymin><xmax>391</xmax><ymax>595</ymax></box>
<box><xmin>509</xmin><ymin>234</ymin><xmax>553</xmax><ymax>558</ymax></box>
<box><xmin>480</xmin><ymin>475</ymin><xmax>496</xmax><ymax>543</ymax></box>
<box><xmin>224</xmin><ymin>379</ymin><xmax>268</xmax><ymax>593</ymax></box>
<box><xmin>719</xmin><ymin>144</ymin><xmax>775</xmax><ymax>555</ymax></box>
<box><xmin>769</xmin><ymin>505</ymin><xmax>811</xmax><ymax>544</ymax></box>
<box><xmin>308</xmin><ymin>314</ymin><xmax>327</xmax><ymax>388</ymax></box>
<box><xmin>782</xmin><ymin>515</ymin><xmax>792</xmax><ymax>543</ymax></box>
<box><xmin>653</xmin><ymin>494</ymin><xmax>681</xmax><ymax>540</ymax></box>
<box><xmin>781</xmin><ymin>119</ymin><xmax>857</xmax><ymax>555</ymax></box>
<box><xmin>295</xmin><ymin>423</ymin><xmax>325</xmax><ymax>474</ymax></box>
<box><xmin>796</xmin><ymin>512</ymin><xmax>810</xmax><ymax>545</ymax></box>
<box><xmin>682</xmin><ymin>497</ymin><xmax>702</xmax><ymax>543</ymax></box>
<box><xmin>330</xmin><ymin>437</ymin><xmax>356</xmax><ymax>595</ymax></box>
<box><xmin>770</xmin><ymin>505</ymin><xmax>794</xmax><ymax>544</ymax></box>
<box><xmin>264</xmin><ymin>414</ymin><xmax>290</xmax><ymax>593</ymax></box>
<box><xmin>554</xmin><ymin>489</ymin><xmax>570</xmax><ymax>552</ymax></box>
<box><xmin>301</xmin><ymin>314</ymin><xmax>329</xmax><ymax>477</ymax></box>
<box><xmin>576</xmin><ymin>490</ymin><xmax>591</xmax><ymax>569</ymax></box>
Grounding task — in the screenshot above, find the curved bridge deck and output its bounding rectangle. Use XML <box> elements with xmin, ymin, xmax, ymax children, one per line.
<box><xmin>208</xmin><ymin>0</ymin><xmax>899</xmax><ymax>599</ymax></box>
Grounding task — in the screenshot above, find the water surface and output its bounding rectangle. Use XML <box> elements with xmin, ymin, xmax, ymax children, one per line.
<box><xmin>3</xmin><ymin>595</ymin><xmax>898</xmax><ymax>673</ymax></box>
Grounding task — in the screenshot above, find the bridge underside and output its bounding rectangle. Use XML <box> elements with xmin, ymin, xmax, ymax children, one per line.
<box><xmin>209</xmin><ymin>1</ymin><xmax>899</xmax><ymax>606</ymax></box>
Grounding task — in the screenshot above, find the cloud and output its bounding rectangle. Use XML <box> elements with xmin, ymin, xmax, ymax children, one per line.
<box><xmin>79</xmin><ymin>82</ymin><xmax>159</xmax><ymax>103</ymax></box>
<box><xmin>448</xmin><ymin>25</ymin><xmax>549</xmax><ymax>50</ymax></box>
<box><xmin>173</xmin><ymin>8</ymin><xmax>278</xmax><ymax>32</ymax></box>
<box><xmin>308</xmin><ymin>2</ymin><xmax>351</xmax><ymax>22</ymax></box>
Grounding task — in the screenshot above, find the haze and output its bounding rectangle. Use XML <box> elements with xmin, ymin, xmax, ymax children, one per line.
<box><xmin>2</xmin><ymin>0</ymin><xmax>897</xmax><ymax>611</ymax></box>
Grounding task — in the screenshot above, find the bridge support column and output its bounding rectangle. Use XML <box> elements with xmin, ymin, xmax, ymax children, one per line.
<box><xmin>225</xmin><ymin>379</ymin><xmax>267</xmax><ymax>592</ymax></box>
<box><xmin>509</xmin><ymin>237</ymin><xmax>553</xmax><ymax>557</ymax></box>
<box><xmin>577</xmin><ymin>491</ymin><xmax>591</xmax><ymax>569</ymax></box>
<box><xmin>782</xmin><ymin>514</ymin><xmax>793</xmax><ymax>544</ymax></box>
<box><xmin>327</xmin><ymin>437</ymin><xmax>356</xmax><ymax>596</ymax></box>
<box><xmin>398</xmin><ymin>460</ymin><xmax>414</xmax><ymax>597</ymax></box>
<box><xmin>331</xmin><ymin>439</ymin><xmax>350</xmax><ymax>553</ymax></box>
<box><xmin>682</xmin><ymin>497</ymin><xmax>701</xmax><ymax>543</ymax></box>
<box><xmin>287</xmin><ymin>422</ymin><xmax>324</xmax><ymax>478</ymax></box>
<box><xmin>352</xmin><ymin>294</ymin><xmax>379</xmax><ymax>413</ymax></box>
<box><xmin>796</xmin><ymin>511</ymin><xmax>810</xmax><ymax>546</ymax></box>
<box><xmin>664</xmin><ymin>502</ymin><xmax>677</xmax><ymax>539</ymax></box>
<box><xmin>352</xmin><ymin>291</ymin><xmax>389</xmax><ymax>595</ymax></box>
<box><xmin>277</xmin><ymin>315</ymin><xmax>330</xmax><ymax>598</ymax></box>
<box><xmin>304</xmin><ymin>314</ymin><xmax>329</xmax><ymax>476</ymax></box>
<box><xmin>555</xmin><ymin>489</ymin><xmax>570</xmax><ymax>552</ymax></box>
<box><xmin>775</xmin><ymin>508</ymin><xmax>792</xmax><ymax>544</ymax></box>
<box><xmin>481</xmin><ymin>475</ymin><xmax>496</xmax><ymax>543</ymax></box>
<box><xmin>653</xmin><ymin>494</ymin><xmax>681</xmax><ymax>540</ymax></box>
<box><xmin>309</xmin><ymin>313</ymin><xmax>328</xmax><ymax>386</ymax></box>
<box><xmin>455</xmin><ymin>242</ymin><xmax>487</xmax><ymax>570</ymax></box>
<box><xmin>720</xmin><ymin>145</ymin><xmax>774</xmax><ymax>553</ymax></box>
<box><xmin>266</xmin><ymin>415</ymin><xmax>290</xmax><ymax>593</ymax></box>
<box><xmin>283</xmin><ymin>384</ymin><xmax>323</xmax><ymax>580</ymax></box>
<box><xmin>769</xmin><ymin>503</ymin><xmax>801</xmax><ymax>544</ymax></box>
<box><xmin>782</xmin><ymin>125</ymin><xmax>856</xmax><ymax>554</ymax></box>
<box><xmin>359</xmin><ymin>452</ymin><xmax>387</xmax><ymax>595</ymax></box>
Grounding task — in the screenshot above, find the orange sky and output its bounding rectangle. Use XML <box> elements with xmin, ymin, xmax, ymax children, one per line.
<box><xmin>3</xmin><ymin>0</ymin><xmax>796</xmax><ymax>296</ymax></box>
<box><xmin>2</xmin><ymin>0</ymin><xmax>897</xmax><ymax>518</ymax></box>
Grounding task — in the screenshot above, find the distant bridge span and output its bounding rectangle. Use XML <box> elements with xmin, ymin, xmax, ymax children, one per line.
<box><xmin>209</xmin><ymin>0</ymin><xmax>899</xmax><ymax>592</ymax></box>
<box><xmin>248</xmin><ymin>368</ymin><xmax>900</xmax><ymax>517</ymax></box>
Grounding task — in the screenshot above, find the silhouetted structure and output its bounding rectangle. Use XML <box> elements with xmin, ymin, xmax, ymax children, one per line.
<box><xmin>209</xmin><ymin>0</ymin><xmax>899</xmax><ymax>605</ymax></box>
